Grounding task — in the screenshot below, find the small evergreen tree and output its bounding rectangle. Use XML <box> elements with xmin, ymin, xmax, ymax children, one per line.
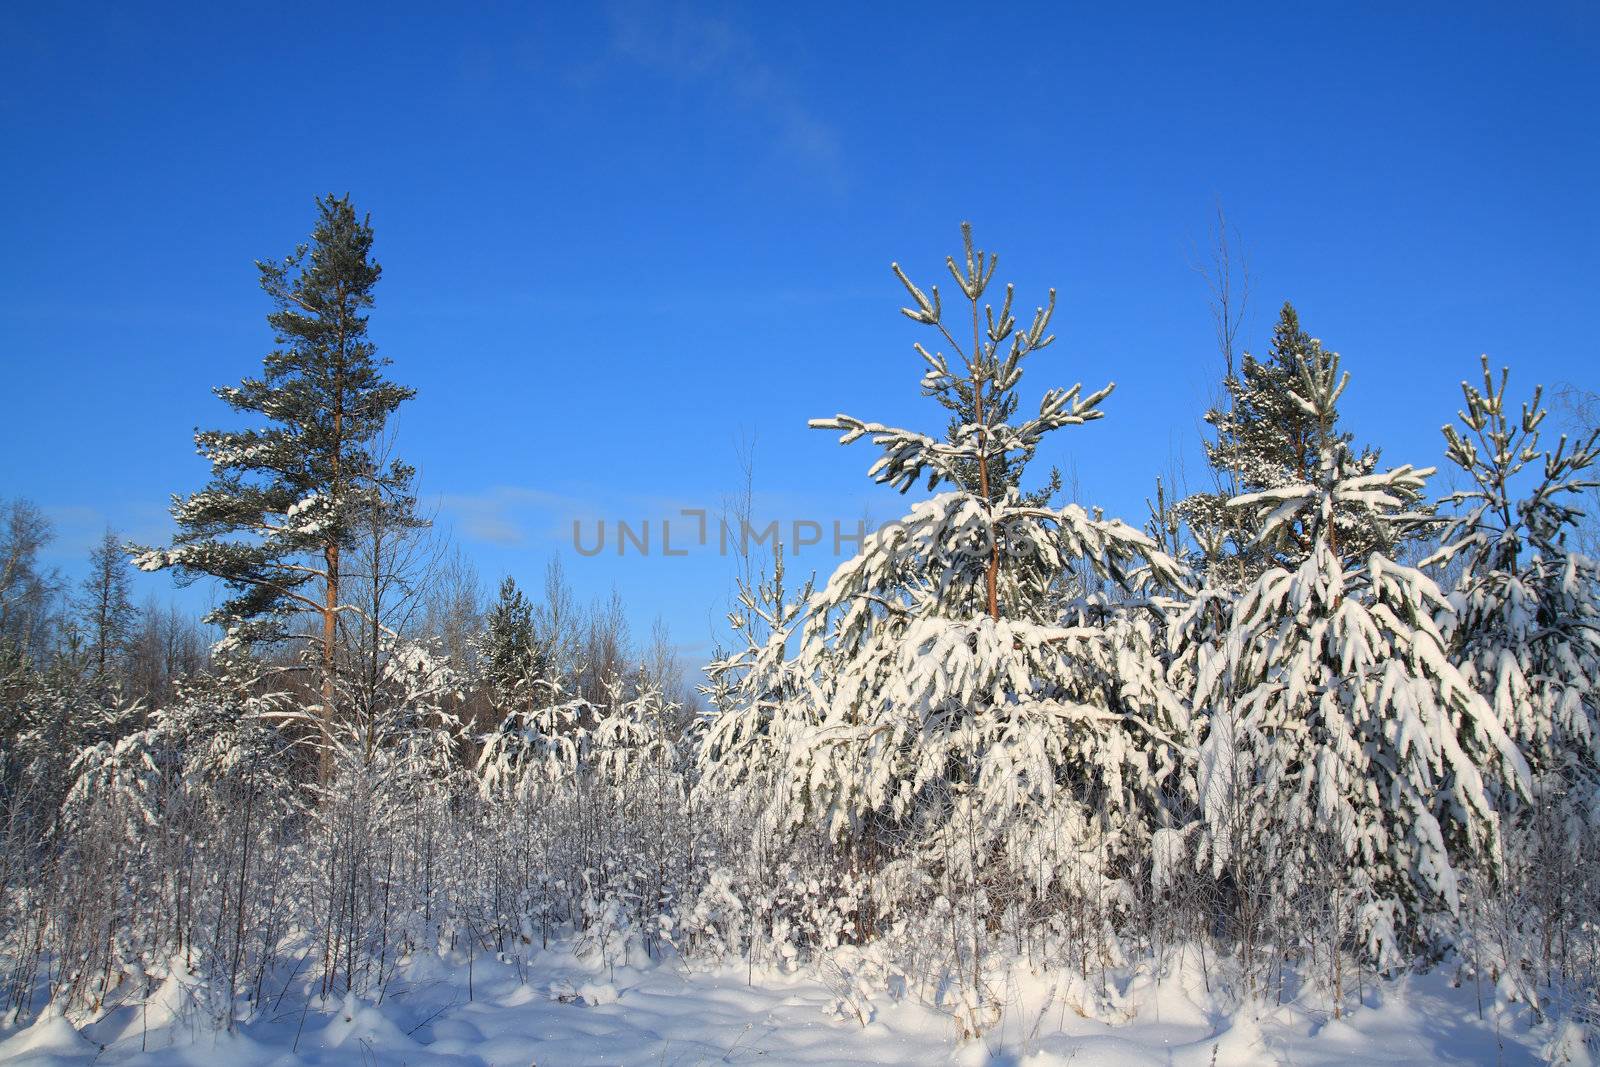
<box><xmin>1430</xmin><ymin>357</ymin><xmax>1600</xmax><ymax>823</ymax></box>
<box><xmin>705</xmin><ymin>225</ymin><xmax>1187</xmax><ymax>1036</ymax></box>
<box><xmin>479</xmin><ymin>576</ymin><xmax>549</xmax><ymax>716</ymax></box>
<box><xmin>1180</xmin><ymin>302</ymin><xmax>1397</xmax><ymax>584</ymax></box>
<box><xmin>1173</xmin><ymin>348</ymin><xmax>1526</xmax><ymax>967</ymax></box>
<box><xmin>700</xmin><ymin>541</ymin><xmax>812</xmax><ymax>813</ymax></box>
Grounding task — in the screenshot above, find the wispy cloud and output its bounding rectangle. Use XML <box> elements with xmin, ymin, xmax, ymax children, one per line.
<box><xmin>38</xmin><ymin>500</ymin><xmax>175</xmax><ymax>561</ymax></box>
<box><xmin>434</xmin><ymin>486</ymin><xmax>596</xmax><ymax>548</ymax></box>
<box><xmin>604</xmin><ymin>2</ymin><xmax>846</xmax><ymax>189</ymax></box>
<box><xmin>435</xmin><ymin>481</ymin><xmax>889</xmax><ymax>558</ymax></box>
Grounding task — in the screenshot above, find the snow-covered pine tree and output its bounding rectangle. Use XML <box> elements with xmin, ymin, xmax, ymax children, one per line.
<box><xmin>477</xmin><ymin>681</ymin><xmax>584</xmax><ymax>797</ymax></box>
<box><xmin>476</xmin><ymin>573</ymin><xmax>588</xmax><ymax>802</ymax></box>
<box><xmin>703</xmin><ymin>226</ymin><xmax>1188</xmax><ymax>1032</ymax></box>
<box><xmin>699</xmin><ymin>541</ymin><xmax>812</xmax><ymax>815</ymax></box>
<box><xmin>1179</xmin><ymin>303</ymin><xmax>1399</xmax><ymax>586</ymax></box>
<box><xmin>133</xmin><ymin>196</ymin><xmax>420</xmax><ymax>768</ymax></box>
<box><xmin>1429</xmin><ymin>357</ymin><xmax>1600</xmax><ymax>825</ymax></box>
<box><xmin>1173</xmin><ymin>347</ymin><xmax>1527</xmax><ymax>969</ymax></box>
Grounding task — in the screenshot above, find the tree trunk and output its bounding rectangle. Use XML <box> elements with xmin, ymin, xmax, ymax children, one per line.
<box><xmin>321</xmin><ymin>302</ymin><xmax>347</xmax><ymax>784</ymax></box>
<box><xmin>973</xmin><ymin>299</ymin><xmax>999</xmax><ymax>620</ymax></box>
<box><xmin>321</xmin><ymin>541</ymin><xmax>338</xmax><ymax>784</ymax></box>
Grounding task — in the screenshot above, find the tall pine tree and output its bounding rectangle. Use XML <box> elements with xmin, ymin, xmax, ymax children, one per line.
<box><xmin>135</xmin><ymin>195</ymin><xmax>419</xmax><ymax>763</ymax></box>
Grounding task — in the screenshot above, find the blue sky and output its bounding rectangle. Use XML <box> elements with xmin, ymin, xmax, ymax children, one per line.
<box><xmin>3</xmin><ymin>2</ymin><xmax>1596</xmax><ymax>662</ymax></box>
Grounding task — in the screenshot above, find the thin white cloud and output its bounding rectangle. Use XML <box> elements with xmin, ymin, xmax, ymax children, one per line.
<box><xmin>605</xmin><ymin>2</ymin><xmax>846</xmax><ymax>188</ymax></box>
<box><xmin>435</xmin><ymin>486</ymin><xmax>594</xmax><ymax>547</ymax></box>
<box><xmin>436</xmin><ymin>481</ymin><xmax>887</xmax><ymax>556</ymax></box>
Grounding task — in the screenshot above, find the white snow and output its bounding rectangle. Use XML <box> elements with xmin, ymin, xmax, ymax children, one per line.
<box><xmin>0</xmin><ymin>946</ymin><xmax>1563</xmax><ymax>1066</ymax></box>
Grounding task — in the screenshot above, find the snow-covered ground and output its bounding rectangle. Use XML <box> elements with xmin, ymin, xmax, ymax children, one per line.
<box><xmin>0</xmin><ymin>944</ymin><xmax>1579</xmax><ymax>1066</ymax></box>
